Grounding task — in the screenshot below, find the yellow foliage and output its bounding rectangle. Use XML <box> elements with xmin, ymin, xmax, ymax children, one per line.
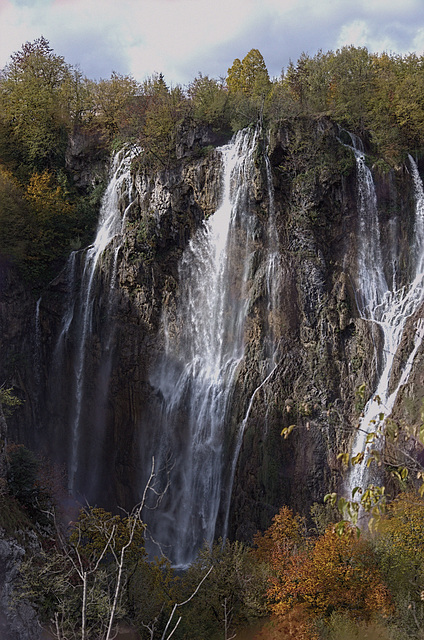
<box><xmin>266</xmin><ymin>521</ymin><xmax>392</xmax><ymax>620</ymax></box>
<box><xmin>70</xmin><ymin>506</ymin><xmax>146</xmax><ymax>565</ymax></box>
<box><xmin>25</xmin><ymin>170</ymin><xmax>73</xmax><ymax>221</ymax></box>
<box><xmin>377</xmin><ymin>491</ymin><xmax>424</xmax><ymax>555</ymax></box>
<box><xmin>253</xmin><ymin>608</ymin><xmax>319</xmax><ymax>640</ymax></box>
<box><xmin>254</xmin><ymin>505</ymin><xmax>306</xmax><ymax>565</ymax></box>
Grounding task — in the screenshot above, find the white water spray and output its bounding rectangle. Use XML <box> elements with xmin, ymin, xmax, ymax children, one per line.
<box><xmin>146</xmin><ymin>128</ymin><xmax>282</xmax><ymax>566</ymax></box>
<box><xmin>147</xmin><ymin>129</ymin><xmax>265</xmax><ymax>566</ymax></box>
<box><xmin>68</xmin><ymin>145</ymin><xmax>139</xmax><ymax>493</ymax></box>
<box><xmin>346</xmin><ymin>147</ymin><xmax>424</xmax><ymax>495</ymax></box>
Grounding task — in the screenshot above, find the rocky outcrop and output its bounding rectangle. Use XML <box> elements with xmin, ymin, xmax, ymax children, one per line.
<box><xmin>0</xmin><ymin>533</ymin><xmax>40</xmax><ymax>640</ymax></box>
<box><xmin>1</xmin><ymin>117</ymin><xmax>422</xmax><ymax>548</ymax></box>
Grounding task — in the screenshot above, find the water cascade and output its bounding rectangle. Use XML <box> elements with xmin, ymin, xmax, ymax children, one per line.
<box><xmin>50</xmin><ymin>146</ymin><xmax>139</xmax><ymax>496</ymax></box>
<box><xmin>346</xmin><ymin>144</ymin><xmax>424</xmax><ymax>496</ymax></box>
<box><xmin>146</xmin><ymin>128</ymin><xmax>279</xmax><ymax>567</ymax></box>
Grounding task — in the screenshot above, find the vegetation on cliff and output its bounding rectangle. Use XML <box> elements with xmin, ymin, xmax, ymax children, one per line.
<box><xmin>1</xmin><ymin>38</ymin><xmax>424</xmax><ymax>282</ymax></box>
<box><xmin>3</xmin><ymin>443</ymin><xmax>424</xmax><ymax>639</ymax></box>
<box><xmin>3</xmin><ymin>36</ymin><xmax>424</xmax><ymax>640</ymax></box>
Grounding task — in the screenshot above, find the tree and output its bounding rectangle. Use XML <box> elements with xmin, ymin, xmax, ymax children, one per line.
<box><xmin>0</xmin><ymin>36</ymin><xmax>73</xmax><ymax>171</ymax></box>
<box><xmin>181</xmin><ymin>539</ymin><xmax>268</xmax><ymax>640</ymax></box>
<box><xmin>188</xmin><ymin>73</ymin><xmax>229</xmax><ymax>131</ymax></box>
<box><xmin>253</xmin><ymin>505</ymin><xmax>306</xmax><ymax>565</ymax></box>
<box><xmin>375</xmin><ymin>492</ymin><xmax>424</xmax><ymax>636</ymax></box>
<box><xmin>227</xmin><ymin>49</ymin><xmax>271</xmax><ymax>98</ymax></box>
<box><xmin>227</xmin><ymin>57</ymin><xmax>244</xmax><ymax>94</ymax></box>
<box><xmin>0</xmin><ymin>165</ymin><xmax>32</xmax><ymax>262</ymax></box>
<box><xmin>88</xmin><ymin>71</ymin><xmax>141</xmax><ymax>135</ymax></box>
<box><xmin>138</xmin><ymin>80</ymin><xmax>189</xmax><ymax>168</ymax></box>
<box><xmin>17</xmin><ymin>458</ymin><xmax>215</xmax><ymax>640</ymax></box>
<box><xmin>262</xmin><ymin>509</ymin><xmax>392</xmax><ymax>621</ymax></box>
<box><xmin>19</xmin><ymin>462</ymin><xmax>157</xmax><ymax>640</ymax></box>
<box><xmin>23</xmin><ymin>169</ymin><xmax>79</xmax><ymax>279</ymax></box>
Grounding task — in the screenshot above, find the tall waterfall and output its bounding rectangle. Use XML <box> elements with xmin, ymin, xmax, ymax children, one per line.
<box><xmin>52</xmin><ymin>145</ymin><xmax>139</xmax><ymax>496</ymax></box>
<box><xmin>346</xmin><ymin>142</ymin><xmax>424</xmax><ymax>496</ymax></box>
<box><xmin>146</xmin><ymin>128</ymin><xmax>273</xmax><ymax>567</ymax></box>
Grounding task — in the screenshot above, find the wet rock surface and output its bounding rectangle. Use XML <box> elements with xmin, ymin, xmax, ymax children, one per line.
<box><xmin>1</xmin><ymin>117</ymin><xmax>422</xmax><ymax>545</ymax></box>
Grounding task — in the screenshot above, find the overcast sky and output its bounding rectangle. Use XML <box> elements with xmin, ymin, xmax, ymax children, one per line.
<box><xmin>1</xmin><ymin>0</ymin><xmax>424</xmax><ymax>86</ymax></box>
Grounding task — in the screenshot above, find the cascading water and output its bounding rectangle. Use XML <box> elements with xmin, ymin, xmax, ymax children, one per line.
<box><xmin>34</xmin><ymin>297</ymin><xmax>42</xmax><ymax>389</ymax></box>
<box><xmin>50</xmin><ymin>145</ymin><xmax>139</xmax><ymax>495</ymax></box>
<box><xmin>346</xmin><ymin>142</ymin><xmax>424</xmax><ymax>497</ymax></box>
<box><xmin>264</xmin><ymin>141</ymin><xmax>282</xmax><ymax>366</ymax></box>
<box><xmin>146</xmin><ymin>128</ymin><xmax>271</xmax><ymax>567</ymax></box>
<box><xmin>221</xmin><ymin>138</ymin><xmax>283</xmax><ymax>542</ymax></box>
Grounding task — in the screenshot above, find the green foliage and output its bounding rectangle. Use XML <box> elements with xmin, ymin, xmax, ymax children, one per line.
<box><xmin>227</xmin><ymin>49</ymin><xmax>271</xmax><ymax>98</ymax></box>
<box><xmin>273</xmin><ymin>46</ymin><xmax>424</xmax><ymax>164</ymax></box>
<box><xmin>7</xmin><ymin>444</ymin><xmax>38</xmax><ymax>507</ymax></box>
<box><xmin>5</xmin><ymin>443</ymin><xmax>56</xmax><ymax>529</ymax></box>
<box><xmin>3</xmin><ymin>38</ymin><xmax>424</xmax><ymax>287</ymax></box>
<box><xmin>70</xmin><ymin>505</ymin><xmax>146</xmax><ymax>566</ymax></box>
<box><xmin>310</xmin><ymin>501</ymin><xmax>339</xmax><ymax>536</ymax></box>
<box><xmin>0</xmin><ymin>385</ymin><xmax>23</xmax><ymax>416</ymax></box>
<box><xmin>180</xmin><ymin>539</ymin><xmax>268</xmax><ymax>639</ymax></box>
<box><xmin>189</xmin><ymin>74</ymin><xmax>230</xmax><ymax>131</ymax></box>
<box><xmin>128</xmin><ymin>556</ymin><xmax>179</xmax><ymax>637</ymax></box>
<box><xmin>319</xmin><ymin>612</ymin><xmax>409</xmax><ymax>640</ymax></box>
<box><xmin>19</xmin><ymin>504</ymin><xmax>146</xmax><ymax>638</ymax></box>
<box><xmin>0</xmin><ymin>36</ymin><xmax>72</xmax><ymax>173</ymax></box>
<box><xmin>0</xmin><ymin>165</ymin><xmax>32</xmax><ymax>262</ymax></box>
<box><xmin>0</xmin><ymin>494</ymin><xmax>33</xmax><ymax>537</ymax></box>
<box><xmin>373</xmin><ymin>493</ymin><xmax>424</xmax><ymax>637</ymax></box>
<box><xmin>21</xmin><ymin>170</ymin><xmax>80</xmax><ymax>281</ymax></box>
<box><xmin>226</xmin><ymin>49</ymin><xmax>272</xmax><ymax>130</ymax></box>
<box><xmin>138</xmin><ymin>77</ymin><xmax>190</xmax><ymax>168</ymax></box>
<box><xmin>87</xmin><ymin>71</ymin><xmax>141</xmax><ymax>136</ymax></box>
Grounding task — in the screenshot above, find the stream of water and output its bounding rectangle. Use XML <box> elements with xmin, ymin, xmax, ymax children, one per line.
<box><xmin>146</xmin><ymin>128</ymin><xmax>282</xmax><ymax>566</ymax></box>
<box><xmin>346</xmin><ymin>142</ymin><xmax>424</xmax><ymax>496</ymax></box>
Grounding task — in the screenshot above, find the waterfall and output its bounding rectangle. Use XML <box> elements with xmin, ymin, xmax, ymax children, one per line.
<box><xmin>34</xmin><ymin>297</ymin><xmax>42</xmax><ymax>387</ymax></box>
<box><xmin>146</xmin><ymin>128</ymin><xmax>265</xmax><ymax>567</ymax></box>
<box><xmin>50</xmin><ymin>145</ymin><xmax>139</xmax><ymax>495</ymax></box>
<box><xmin>346</xmin><ymin>146</ymin><xmax>424</xmax><ymax>497</ymax></box>
<box><xmin>264</xmin><ymin>141</ymin><xmax>282</xmax><ymax>366</ymax></box>
<box><xmin>220</xmin><ymin>139</ymin><xmax>282</xmax><ymax>542</ymax></box>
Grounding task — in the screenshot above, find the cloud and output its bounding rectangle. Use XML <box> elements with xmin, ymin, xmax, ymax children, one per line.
<box><xmin>1</xmin><ymin>0</ymin><xmax>424</xmax><ymax>85</ymax></box>
<box><xmin>336</xmin><ymin>16</ymin><xmax>424</xmax><ymax>55</ymax></box>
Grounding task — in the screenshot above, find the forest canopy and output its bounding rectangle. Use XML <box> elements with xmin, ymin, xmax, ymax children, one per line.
<box><xmin>2</xmin><ymin>39</ymin><xmax>424</xmax><ymax>282</ymax></box>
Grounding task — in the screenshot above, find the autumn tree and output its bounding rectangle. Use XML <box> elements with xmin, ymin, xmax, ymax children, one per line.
<box><xmin>375</xmin><ymin>492</ymin><xmax>424</xmax><ymax>636</ymax></box>
<box><xmin>254</xmin><ymin>505</ymin><xmax>306</xmax><ymax>565</ymax></box>
<box><xmin>227</xmin><ymin>49</ymin><xmax>271</xmax><ymax>98</ymax></box>
<box><xmin>257</xmin><ymin>506</ymin><xmax>392</xmax><ymax>624</ymax></box>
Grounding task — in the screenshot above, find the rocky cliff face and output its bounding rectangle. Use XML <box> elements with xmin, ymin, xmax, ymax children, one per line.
<box><xmin>1</xmin><ymin>117</ymin><xmax>422</xmax><ymax>556</ymax></box>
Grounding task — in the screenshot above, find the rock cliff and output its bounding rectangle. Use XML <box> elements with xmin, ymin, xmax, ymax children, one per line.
<box><xmin>1</xmin><ymin>117</ymin><xmax>423</xmax><ymax>557</ymax></box>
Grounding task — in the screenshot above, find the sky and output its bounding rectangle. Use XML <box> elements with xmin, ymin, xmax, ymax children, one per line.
<box><xmin>1</xmin><ymin>0</ymin><xmax>424</xmax><ymax>86</ymax></box>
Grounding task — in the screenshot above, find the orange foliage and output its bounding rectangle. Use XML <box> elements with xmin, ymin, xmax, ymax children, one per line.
<box><xmin>261</xmin><ymin>507</ymin><xmax>393</xmax><ymax>621</ymax></box>
<box><xmin>253</xmin><ymin>608</ymin><xmax>319</xmax><ymax>640</ymax></box>
<box><xmin>25</xmin><ymin>170</ymin><xmax>73</xmax><ymax>222</ymax></box>
<box><xmin>254</xmin><ymin>505</ymin><xmax>306</xmax><ymax>564</ymax></box>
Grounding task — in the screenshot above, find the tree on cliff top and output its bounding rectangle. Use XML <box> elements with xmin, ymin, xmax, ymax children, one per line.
<box><xmin>0</xmin><ymin>36</ymin><xmax>73</xmax><ymax>172</ymax></box>
<box><xmin>227</xmin><ymin>49</ymin><xmax>271</xmax><ymax>98</ymax></box>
